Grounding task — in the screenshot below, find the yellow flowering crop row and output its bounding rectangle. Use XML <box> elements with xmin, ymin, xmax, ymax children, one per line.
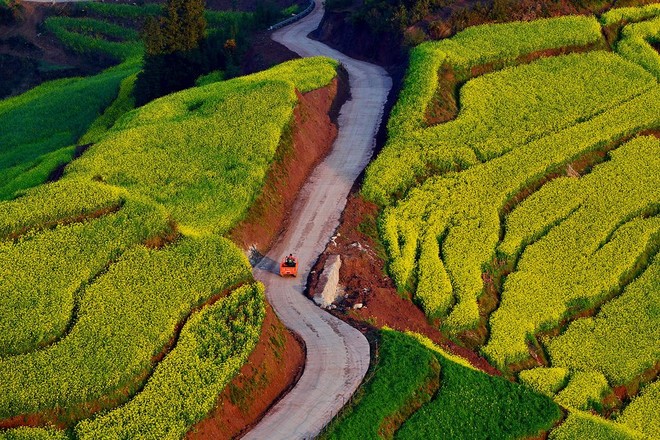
<box><xmin>380</xmin><ymin>88</ymin><xmax>660</xmax><ymax>331</ymax></box>
<box><xmin>0</xmin><ymin>236</ymin><xmax>251</xmax><ymax>418</ymax></box>
<box><xmin>0</xmin><ymin>198</ymin><xmax>169</xmax><ymax>357</ymax></box>
<box><xmin>549</xmin><ymin>410</ymin><xmax>646</xmax><ymax>440</ymax></box>
<box><xmin>546</xmin><ymin>253</ymin><xmax>660</xmax><ymax>386</ymax></box>
<box><xmin>485</xmin><ymin>136</ymin><xmax>660</xmax><ymax>368</ymax></box>
<box><xmin>75</xmin><ymin>283</ymin><xmax>265</xmax><ymax>439</ymax></box>
<box><xmin>66</xmin><ymin>57</ymin><xmax>338</xmax><ymax>235</ymax></box>
<box><xmin>617</xmin><ymin>16</ymin><xmax>660</xmax><ymax>80</ymax></box>
<box><xmin>619</xmin><ymin>380</ymin><xmax>660</xmax><ymax>439</ymax></box>
<box><xmin>555</xmin><ymin>371</ymin><xmax>611</xmax><ymax>411</ymax></box>
<box><xmin>600</xmin><ymin>3</ymin><xmax>660</xmax><ymax>26</ymax></box>
<box><xmin>364</xmin><ymin>16</ymin><xmax>605</xmax><ymax>205</ymax></box>
<box><xmin>0</xmin><ymin>179</ymin><xmax>124</xmax><ymax>238</ymax></box>
<box><xmin>519</xmin><ymin>367</ymin><xmax>569</xmax><ymax>398</ymax></box>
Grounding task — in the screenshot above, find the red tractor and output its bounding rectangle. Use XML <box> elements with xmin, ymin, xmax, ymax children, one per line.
<box><xmin>280</xmin><ymin>254</ymin><xmax>298</xmax><ymax>277</ymax></box>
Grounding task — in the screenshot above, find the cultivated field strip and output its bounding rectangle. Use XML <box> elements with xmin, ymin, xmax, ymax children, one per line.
<box><xmin>486</xmin><ymin>136</ymin><xmax>660</xmax><ymax>368</ymax></box>
<box><xmin>0</xmin><ymin>200</ymin><xmax>168</xmax><ymax>357</ymax></box>
<box><xmin>546</xmin><ymin>253</ymin><xmax>660</xmax><ymax>387</ymax></box>
<box><xmin>74</xmin><ymin>283</ymin><xmax>265</xmax><ymax>439</ymax></box>
<box><xmin>361</xmin><ymin>5</ymin><xmax>660</xmax><ymax>437</ymax></box>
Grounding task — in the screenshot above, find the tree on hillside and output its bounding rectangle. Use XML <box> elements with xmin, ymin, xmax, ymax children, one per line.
<box><xmin>134</xmin><ymin>0</ymin><xmax>207</xmax><ymax>105</ymax></box>
<box><xmin>144</xmin><ymin>0</ymin><xmax>206</xmax><ymax>55</ymax></box>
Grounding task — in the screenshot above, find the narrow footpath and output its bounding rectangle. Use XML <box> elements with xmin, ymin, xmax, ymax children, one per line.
<box><xmin>243</xmin><ymin>1</ymin><xmax>392</xmax><ymax>439</ymax></box>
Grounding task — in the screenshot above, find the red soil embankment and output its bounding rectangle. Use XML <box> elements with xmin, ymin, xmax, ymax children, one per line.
<box><xmin>229</xmin><ymin>72</ymin><xmax>346</xmax><ymax>254</ymax></box>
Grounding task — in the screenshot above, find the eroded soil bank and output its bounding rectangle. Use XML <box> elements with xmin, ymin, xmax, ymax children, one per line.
<box><xmin>229</xmin><ymin>70</ymin><xmax>349</xmax><ymax>256</ymax></box>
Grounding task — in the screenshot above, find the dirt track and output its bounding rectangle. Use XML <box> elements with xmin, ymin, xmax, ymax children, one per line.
<box><xmin>243</xmin><ymin>1</ymin><xmax>392</xmax><ymax>438</ymax></box>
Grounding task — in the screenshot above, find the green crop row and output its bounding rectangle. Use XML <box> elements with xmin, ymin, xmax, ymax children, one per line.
<box><xmin>44</xmin><ymin>17</ymin><xmax>142</xmax><ymax>62</ymax></box>
<box><xmin>0</xmin><ymin>198</ymin><xmax>168</xmax><ymax>357</ymax></box>
<box><xmin>364</xmin><ymin>16</ymin><xmax>605</xmax><ymax>205</ymax></box>
<box><xmin>619</xmin><ymin>380</ymin><xmax>660</xmax><ymax>439</ymax></box>
<box><xmin>396</xmin><ymin>332</ymin><xmax>561</xmax><ymax>439</ymax></box>
<box><xmin>550</xmin><ymin>410</ymin><xmax>645</xmax><ymax>440</ymax></box>
<box><xmin>66</xmin><ymin>57</ymin><xmax>338</xmax><ymax>235</ymax></box>
<box><xmin>321</xmin><ymin>329</ymin><xmax>560</xmax><ymax>440</ymax></box>
<box><xmin>72</xmin><ymin>1</ymin><xmax>253</xmax><ymax>31</ymax></box>
<box><xmin>321</xmin><ymin>329</ymin><xmax>440</xmax><ymax>440</ymax></box>
<box><xmin>0</xmin><ymin>0</ymin><xmax>254</xmax><ymax>202</ymax></box>
<box><xmin>379</xmin><ymin>86</ymin><xmax>660</xmax><ymax>332</ymax></box>
<box><xmin>75</xmin><ymin>283</ymin><xmax>264</xmax><ymax>439</ymax></box>
<box><xmin>79</xmin><ymin>73</ymin><xmax>137</xmax><ymax>145</ymax></box>
<box><xmin>0</xmin><ymin>284</ymin><xmax>264</xmax><ymax>440</ymax></box>
<box><xmin>617</xmin><ymin>16</ymin><xmax>660</xmax><ymax>80</ymax></box>
<box><xmin>44</xmin><ymin>17</ymin><xmax>139</xmax><ymax>42</ymax></box>
<box><xmin>546</xmin><ymin>253</ymin><xmax>660</xmax><ymax>386</ymax></box>
<box><xmin>0</xmin><ymin>236</ymin><xmax>251</xmax><ymax>418</ymax></box>
<box><xmin>244</xmin><ymin>56</ymin><xmax>340</xmax><ymax>94</ymax></box>
<box><xmin>600</xmin><ymin>3</ymin><xmax>660</xmax><ymax>25</ymax></box>
<box><xmin>0</xmin><ymin>63</ymin><xmax>136</xmax><ymax>199</ymax></box>
<box><xmin>0</xmin><ymin>146</ymin><xmax>76</xmax><ymax>202</ymax></box>
<box><xmin>0</xmin><ymin>4</ymin><xmax>145</xmax><ymax>199</ymax></box>
<box><xmin>73</xmin><ymin>1</ymin><xmax>164</xmax><ymax>19</ymax></box>
<box><xmin>485</xmin><ymin>136</ymin><xmax>660</xmax><ymax>368</ymax></box>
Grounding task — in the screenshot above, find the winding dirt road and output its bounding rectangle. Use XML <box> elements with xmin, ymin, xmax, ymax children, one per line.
<box><xmin>243</xmin><ymin>2</ymin><xmax>392</xmax><ymax>439</ymax></box>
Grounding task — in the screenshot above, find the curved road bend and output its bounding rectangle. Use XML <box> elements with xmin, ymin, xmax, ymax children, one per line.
<box><xmin>244</xmin><ymin>1</ymin><xmax>392</xmax><ymax>439</ymax></box>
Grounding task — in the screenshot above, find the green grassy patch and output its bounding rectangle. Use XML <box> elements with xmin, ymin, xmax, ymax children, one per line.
<box><xmin>321</xmin><ymin>330</ymin><xmax>440</xmax><ymax>440</ymax></box>
<box><xmin>323</xmin><ymin>330</ymin><xmax>561</xmax><ymax>440</ymax></box>
<box><xmin>0</xmin><ymin>63</ymin><xmax>137</xmax><ymax>200</ymax></box>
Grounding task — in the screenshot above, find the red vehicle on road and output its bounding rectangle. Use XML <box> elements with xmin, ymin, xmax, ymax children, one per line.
<box><xmin>280</xmin><ymin>254</ymin><xmax>298</xmax><ymax>277</ymax></box>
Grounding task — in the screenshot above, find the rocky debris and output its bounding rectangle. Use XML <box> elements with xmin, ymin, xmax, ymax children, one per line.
<box><xmin>313</xmin><ymin>254</ymin><xmax>342</xmax><ymax>308</ymax></box>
